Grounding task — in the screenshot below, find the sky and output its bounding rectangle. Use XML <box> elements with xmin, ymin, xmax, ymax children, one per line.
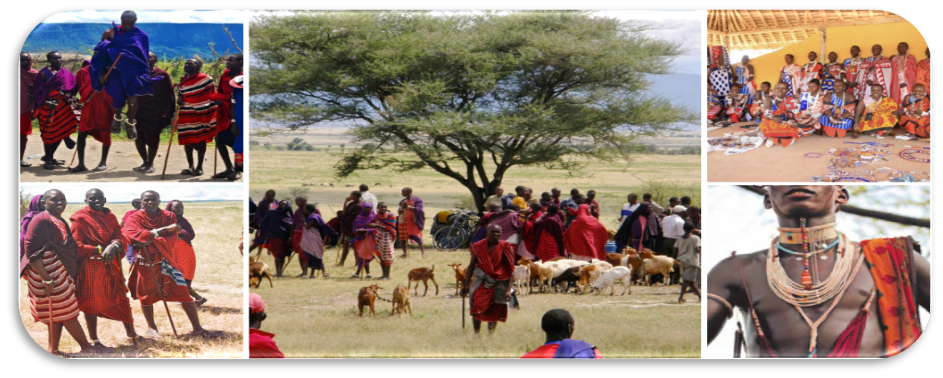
<box><xmin>40</xmin><ymin>10</ymin><xmax>246</xmax><ymax>24</ymax></box>
<box><xmin>20</xmin><ymin>183</ymin><xmax>243</xmax><ymax>204</ymax></box>
<box><xmin>703</xmin><ymin>185</ymin><xmax>931</xmax><ymax>358</ymax></box>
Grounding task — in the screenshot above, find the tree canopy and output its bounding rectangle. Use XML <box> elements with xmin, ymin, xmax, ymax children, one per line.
<box><xmin>251</xmin><ymin>11</ymin><xmax>697</xmax><ymax>211</ymax></box>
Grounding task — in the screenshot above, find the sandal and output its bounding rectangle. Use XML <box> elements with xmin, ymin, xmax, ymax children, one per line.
<box><xmin>68</xmin><ymin>166</ymin><xmax>88</xmax><ymax>173</ymax></box>
<box><xmin>212</xmin><ymin>171</ymin><xmax>231</xmax><ymax>179</ymax></box>
<box><xmin>133</xmin><ymin>164</ymin><xmax>148</xmax><ymax>172</ymax></box>
<box><xmin>93</xmin><ymin>164</ymin><xmax>107</xmax><ymax>171</ymax></box>
<box><xmin>20</xmin><ymin>161</ymin><xmax>30</xmax><ymax>167</ymax></box>
<box><xmin>227</xmin><ymin>171</ymin><xmax>242</xmax><ymax>181</ymax></box>
<box><xmin>145</xmin><ymin>166</ymin><xmax>155</xmax><ymax>174</ymax></box>
<box><xmin>180</xmin><ymin>169</ymin><xmax>193</xmax><ymax>175</ymax></box>
<box><xmin>192</xmin><ymin>169</ymin><xmax>204</xmax><ymax>176</ymax></box>
<box><xmin>195</xmin><ymin>297</ymin><xmax>208</xmax><ymax>307</ymax></box>
<box><xmin>43</xmin><ymin>162</ymin><xmax>56</xmax><ymax>170</ymax></box>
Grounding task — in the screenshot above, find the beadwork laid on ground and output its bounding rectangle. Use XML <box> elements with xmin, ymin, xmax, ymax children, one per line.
<box><xmin>810</xmin><ymin>142</ymin><xmax>931</xmax><ymax>182</ymax></box>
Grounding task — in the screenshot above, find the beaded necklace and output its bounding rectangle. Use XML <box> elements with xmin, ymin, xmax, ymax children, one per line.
<box><xmin>899</xmin><ymin>148</ymin><xmax>930</xmax><ymax>163</ymax></box>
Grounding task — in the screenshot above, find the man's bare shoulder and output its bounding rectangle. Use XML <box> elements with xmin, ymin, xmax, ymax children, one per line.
<box><xmin>708</xmin><ymin>249</ymin><xmax>767</xmax><ymax>282</ymax></box>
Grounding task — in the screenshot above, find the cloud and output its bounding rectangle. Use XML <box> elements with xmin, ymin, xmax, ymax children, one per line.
<box><xmin>42</xmin><ymin>10</ymin><xmax>246</xmax><ymax>24</ymax></box>
<box><xmin>20</xmin><ymin>183</ymin><xmax>244</xmax><ymax>203</ymax></box>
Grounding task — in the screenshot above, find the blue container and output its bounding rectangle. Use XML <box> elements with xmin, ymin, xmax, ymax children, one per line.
<box><xmin>605</xmin><ymin>242</ymin><xmax>616</xmax><ymax>253</ymax></box>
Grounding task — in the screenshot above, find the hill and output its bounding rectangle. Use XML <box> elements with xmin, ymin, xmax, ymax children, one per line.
<box><xmin>22</xmin><ymin>23</ymin><xmax>244</xmax><ymax>59</ymax></box>
<box><xmin>646</xmin><ymin>73</ymin><xmax>701</xmax><ymax>112</ymax></box>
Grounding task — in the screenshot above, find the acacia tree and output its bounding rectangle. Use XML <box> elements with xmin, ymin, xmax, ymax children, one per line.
<box><xmin>251</xmin><ymin>11</ymin><xmax>697</xmax><ymax>212</ymax></box>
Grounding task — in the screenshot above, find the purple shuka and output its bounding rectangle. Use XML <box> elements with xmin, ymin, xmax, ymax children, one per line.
<box><xmin>90</xmin><ymin>22</ymin><xmax>163</xmax><ymax>109</ymax></box>
<box><xmin>32</xmin><ymin>67</ymin><xmax>77</xmax><ymax>109</ymax></box>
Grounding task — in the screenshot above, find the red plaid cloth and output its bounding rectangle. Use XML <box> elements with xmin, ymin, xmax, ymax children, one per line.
<box><xmin>75</xmin><ymin>66</ymin><xmax>114</xmax><ymax>146</ymax></box>
<box><xmin>469</xmin><ymin>240</ymin><xmax>515</xmax><ymax>322</ymax></box>
<box><xmin>36</xmin><ymin>89</ymin><xmax>78</xmax><ymax>144</ymax></box>
<box><xmin>174</xmin><ymin>239</ymin><xmax>197</xmax><ymax>281</ymax></box>
<box><xmin>70</xmin><ymin>207</ymin><xmax>132</xmax><ymax>322</ymax></box>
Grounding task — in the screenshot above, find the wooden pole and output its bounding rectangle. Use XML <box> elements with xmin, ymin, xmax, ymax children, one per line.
<box><xmin>161</xmin><ymin>90</ymin><xmax>182</xmax><ymax>180</ymax></box>
<box><xmin>142</xmin><ymin>244</ymin><xmax>178</xmax><ymax>337</ymax></box>
<box><xmin>820</xmin><ymin>27</ymin><xmax>827</xmax><ymax>64</ymax></box>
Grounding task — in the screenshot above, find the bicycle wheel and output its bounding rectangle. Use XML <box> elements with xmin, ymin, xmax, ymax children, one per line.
<box><xmin>434</xmin><ymin>226</ymin><xmax>468</xmax><ymax>250</ymax></box>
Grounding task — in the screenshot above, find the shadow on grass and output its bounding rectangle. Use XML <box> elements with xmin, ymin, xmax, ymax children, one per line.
<box><xmin>198</xmin><ymin>305</ymin><xmax>242</xmax><ymax>315</ymax></box>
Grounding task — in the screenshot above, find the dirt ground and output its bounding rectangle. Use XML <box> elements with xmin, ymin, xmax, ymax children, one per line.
<box><xmin>19</xmin><ymin>140</ymin><xmax>243</xmax><ymax>183</ymax></box>
<box><xmin>707</xmin><ymin>124</ymin><xmax>931</xmax><ymax>182</ymax></box>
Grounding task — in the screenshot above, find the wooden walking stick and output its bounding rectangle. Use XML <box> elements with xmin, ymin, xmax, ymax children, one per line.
<box><xmin>70</xmin><ymin>52</ymin><xmax>123</xmax><ymax>167</ymax></box>
<box><xmin>461</xmin><ymin>290</ymin><xmax>466</xmax><ymax>330</ymax></box>
<box><xmin>142</xmin><ymin>242</ymin><xmax>178</xmax><ymax>337</ymax></box>
<box><xmin>160</xmin><ymin>87</ymin><xmax>183</xmax><ymax>180</ymax></box>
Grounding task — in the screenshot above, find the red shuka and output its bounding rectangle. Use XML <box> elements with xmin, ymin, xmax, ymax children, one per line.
<box><xmin>70</xmin><ymin>207</ymin><xmax>132</xmax><ymax>323</ymax></box>
<box><xmin>469</xmin><ymin>239</ymin><xmax>516</xmax><ymax>322</ymax></box>
<box><xmin>123</xmin><ymin>208</ymin><xmax>193</xmax><ymax>306</ymax></box>
<box><xmin>563</xmin><ymin>205</ymin><xmax>608</xmax><ymax>260</ymax></box>
<box><xmin>212</xmin><ymin>69</ymin><xmax>233</xmax><ymax>132</ymax></box>
<box><xmin>75</xmin><ymin>66</ymin><xmax>114</xmax><ymax>145</ymax></box>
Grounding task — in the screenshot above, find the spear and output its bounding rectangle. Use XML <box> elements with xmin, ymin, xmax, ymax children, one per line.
<box><xmin>70</xmin><ymin>52</ymin><xmax>123</xmax><ymax>167</ymax></box>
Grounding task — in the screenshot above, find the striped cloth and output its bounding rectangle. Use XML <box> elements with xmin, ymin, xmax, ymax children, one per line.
<box><xmin>26</xmin><ymin>250</ymin><xmax>81</xmax><ymax>325</ymax></box>
<box><xmin>36</xmin><ymin>89</ymin><xmax>79</xmax><ymax>144</ymax></box>
<box><xmin>177</xmin><ymin>73</ymin><xmax>218</xmax><ymax>145</ymax></box>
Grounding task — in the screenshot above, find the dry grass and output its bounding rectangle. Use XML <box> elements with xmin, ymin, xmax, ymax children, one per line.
<box><xmin>251</xmin><ymin>247</ymin><xmax>700</xmax><ymax>358</ymax></box>
<box><xmin>18</xmin><ymin>201</ymin><xmax>244</xmax><ymax>358</ymax></box>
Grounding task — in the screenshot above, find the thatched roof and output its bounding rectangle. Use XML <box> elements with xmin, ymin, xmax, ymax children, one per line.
<box><xmin>707</xmin><ymin>10</ymin><xmax>906</xmax><ymax>50</ymax></box>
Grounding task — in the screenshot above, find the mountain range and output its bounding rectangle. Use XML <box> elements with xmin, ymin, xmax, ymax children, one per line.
<box><xmin>22</xmin><ymin>23</ymin><xmax>244</xmax><ymax>59</ymax></box>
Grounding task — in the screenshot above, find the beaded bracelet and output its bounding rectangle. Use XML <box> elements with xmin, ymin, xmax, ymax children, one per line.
<box><xmin>805</xmin><ymin>152</ymin><xmax>822</xmax><ymax>158</ymax></box>
<box><xmin>810</xmin><ymin>175</ymin><xmax>825</xmax><ymax>182</ymax></box>
<box><xmin>899</xmin><ymin>149</ymin><xmax>930</xmax><ymax>163</ymax></box>
<box><xmin>832</xmin><ymin>176</ymin><xmax>871</xmax><ymax>182</ymax></box>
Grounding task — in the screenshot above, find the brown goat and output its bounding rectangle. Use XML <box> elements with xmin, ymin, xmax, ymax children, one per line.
<box><xmin>448</xmin><ymin>263</ymin><xmax>467</xmax><ymax>296</ymax></box>
<box><xmin>358</xmin><ymin>284</ymin><xmax>383</xmax><ymax>317</ymax></box>
<box><xmin>391</xmin><ymin>284</ymin><xmax>412</xmax><ymax>316</ymax></box>
<box><xmin>249</xmin><ymin>257</ymin><xmax>273</xmax><ymax>288</ymax></box>
<box><xmin>407</xmin><ymin>265</ymin><xmax>439</xmax><ymax>296</ymax></box>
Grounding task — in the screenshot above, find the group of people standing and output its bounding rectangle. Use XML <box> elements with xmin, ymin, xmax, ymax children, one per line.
<box><xmin>249</xmin><ymin>185</ymin><xmax>423</xmax><ymax>281</ymax></box>
<box><xmin>708</xmin><ymin>43</ymin><xmax>930</xmax><ymax>147</ymax></box>
<box><xmin>19</xmin><ymin>188</ymin><xmax>217</xmax><ymax>356</ymax></box>
<box><xmin>19</xmin><ymin>10</ymin><xmax>244</xmax><ymax>179</ymax></box>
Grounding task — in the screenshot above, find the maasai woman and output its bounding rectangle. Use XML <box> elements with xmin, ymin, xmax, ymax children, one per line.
<box><xmin>733</xmin><ymin>55</ymin><xmax>756</xmax><ymax>106</ymax></box>
<box><xmin>890</xmin><ymin>42</ymin><xmax>917</xmax><ymax>105</ymax></box>
<box><xmin>858</xmin><ymin>45</ymin><xmax>892</xmax><ymax>98</ymax></box>
<box><xmin>397</xmin><ymin>188</ymin><xmax>426</xmax><ymax>258</ymax></box>
<box><xmin>374</xmin><ymin>202</ymin><xmax>397</xmax><ymax>280</ymax></box>
<box><xmin>799</xmin><ymin>52</ymin><xmax>825</xmax><ymax>94</ymax></box>
<box><xmin>844</xmin><ymin>46</ymin><xmax>865</xmax><ymax>96</ymax></box>
<box><xmin>532</xmin><ymin>205</ymin><xmax>565</xmax><ymax>262</ymax></box>
<box><xmin>823</xmin><ymin>52</ymin><xmax>844</xmax><ymax>92</ymax></box>
<box><xmin>898</xmin><ymin>83</ymin><xmax>930</xmax><ymax>139</ymax></box>
<box><xmin>563</xmin><ymin>204</ymin><xmax>608</xmax><ymax>262</ymax></box>
<box><xmin>725</xmin><ymin>83</ymin><xmax>748</xmax><ymax>123</ymax></box>
<box><xmin>300</xmin><ymin>204</ymin><xmax>335</xmax><ymax>278</ymax></box>
<box><xmin>759</xmin><ymin>82</ymin><xmax>803</xmax><ymax>148</ymax></box>
<box><xmin>781</xmin><ymin>54</ymin><xmax>802</xmax><ymax>98</ymax></box>
<box><xmin>614</xmin><ymin>203</ymin><xmax>651</xmax><ymax>255</ymax></box>
<box><xmin>795</xmin><ymin>79</ymin><xmax>828</xmax><ymax>132</ymax></box>
<box><xmin>820</xmin><ymin>81</ymin><xmax>857</xmax><ymax>138</ymax></box>
<box><xmin>855</xmin><ymin>84</ymin><xmax>899</xmax><ymax>138</ymax></box>
<box><xmin>916</xmin><ymin>48</ymin><xmax>930</xmax><ymax>96</ymax></box>
<box><xmin>167</xmin><ymin>200</ymin><xmax>205</xmax><ymax>305</ymax></box>
<box><xmin>260</xmin><ymin>200</ymin><xmax>293</xmax><ymax>277</ymax></box>
<box><xmin>351</xmin><ymin>203</ymin><xmax>377</xmax><ymax>278</ymax></box>
<box><xmin>19</xmin><ymin>195</ymin><xmax>44</xmax><ymax>272</ymax></box>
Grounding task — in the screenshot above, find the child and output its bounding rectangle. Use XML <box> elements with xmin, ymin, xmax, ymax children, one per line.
<box><xmin>675</xmin><ymin>223</ymin><xmax>701</xmax><ymax>303</ymax></box>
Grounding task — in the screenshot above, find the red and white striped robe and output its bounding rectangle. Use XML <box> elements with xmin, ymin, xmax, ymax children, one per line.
<box><xmin>177</xmin><ymin>73</ymin><xmax>218</xmax><ymax>145</ymax></box>
<box><xmin>24</xmin><ymin>214</ymin><xmax>81</xmax><ymax>325</ymax></box>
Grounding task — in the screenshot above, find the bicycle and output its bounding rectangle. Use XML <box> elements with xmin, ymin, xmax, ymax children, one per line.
<box><xmin>432</xmin><ymin>209</ymin><xmax>480</xmax><ymax>250</ymax></box>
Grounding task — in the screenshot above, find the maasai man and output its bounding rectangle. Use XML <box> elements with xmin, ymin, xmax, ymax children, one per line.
<box><xmin>564</xmin><ymin>204</ymin><xmax>608</xmax><ymax>261</ymax></box>
<box><xmin>359</xmin><ymin>184</ymin><xmax>378</xmax><ymax>211</ymax></box>
<box><xmin>538</xmin><ymin>192</ymin><xmax>553</xmax><ymax>212</ymax></box>
<box><xmin>585</xmin><ymin>190</ymin><xmax>600</xmax><ymax>219</ymax></box>
<box><xmin>820</xmin><ymin>80</ymin><xmax>858</xmax><ymax>138</ymax></box>
<box><xmin>374</xmin><ymin>202</ymin><xmax>397</xmax><ymax>280</ymax></box>
<box><xmin>855</xmin><ymin>84</ymin><xmax>899</xmax><ymax>138</ymax></box>
<box><xmin>22</xmin><ymin>190</ymin><xmax>97</xmax><ymax>355</ymax></box>
<box><xmin>559</xmin><ymin>189</ymin><xmax>580</xmax><ymax>228</ymax></box>
<box><xmin>124</xmin><ymin>190</ymin><xmax>217</xmax><ymax>338</ymax></box>
<box><xmin>916</xmin><ymin>48</ymin><xmax>930</xmax><ymax>96</ymax></box>
<box><xmin>781</xmin><ymin>54</ymin><xmax>802</xmax><ymax>98</ymax></box>
<box><xmin>250</xmin><ymin>190</ymin><xmax>276</xmax><ymax>256</ymax></box>
<box><xmin>823</xmin><ymin>52</ymin><xmax>844</xmax><ymax>92</ymax></box>
<box><xmin>71</xmin><ymin>189</ymin><xmax>137</xmax><ymax>347</ymax></box>
<box><xmin>484</xmin><ymin>186</ymin><xmax>504</xmax><ymax>209</ymax></box>
<box><xmin>133</xmin><ymin>52</ymin><xmax>174</xmax><ymax>174</ymax></box>
<box><xmin>300</xmin><ymin>204</ymin><xmax>335</xmax><ymax>278</ymax></box>
<box><xmin>325</xmin><ymin>211</ymin><xmax>343</xmax><ymax>248</ymax></box>
<box><xmin>249</xmin><ymin>294</ymin><xmax>284</xmax><ymax>358</ymax></box>
<box><xmin>550</xmin><ymin>188</ymin><xmax>562</xmax><ymax>207</ymax></box>
<box><xmin>90</xmin><ymin>11</ymin><xmax>162</xmax><ymax>139</ymax></box>
<box><xmin>708</xmin><ymin>54</ymin><xmax>733</xmax><ymax>99</ymax></box>
<box><xmin>614</xmin><ymin>203</ymin><xmax>651</xmax><ymax>254</ymax></box>
<box><xmin>229</xmin><ymin>73</ymin><xmax>245</xmax><ymax>173</ymax></box>
<box><xmin>524</xmin><ymin>188</ymin><xmax>539</xmax><ymax>206</ymax></box>
<box><xmin>675</xmin><ymin>222</ymin><xmax>700</xmax><ymax>304</ymax></box>
<box><xmin>20</xmin><ymin>52</ymin><xmax>38</xmax><ymax>167</ymax></box>
<box><xmin>642</xmin><ymin>193</ymin><xmax>665</xmax><ymax>216</ymax></box>
<box><xmin>759</xmin><ymin>82</ymin><xmax>804</xmax><ymax>148</ymax></box>
<box><xmin>260</xmin><ymin>200</ymin><xmax>293</xmax><ymax>277</ymax></box>
<box><xmin>794</xmin><ymin>79</ymin><xmax>828</xmax><ymax>132</ymax></box>
<box><xmin>72</xmin><ymin>60</ymin><xmax>113</xmax><ymax>173</ymax></box>
<box><xmin>121</xmin><ymin>198</ymin><xmax>142</xmax><ymax>263</ymax></box>
<box><xmin>707</xmin><ymin>186</ymin><xmax>930</xmax><ymax>358</ymax></box>
<box><xmin>890</xmin><ymin>42</ymin><xmax>917</xmax><ymax>105</ymax></box>
<box><xmin>490</xmin><ymin>204</ymin><xmax>524</xmax><ymax>248</ymax></box>
<box><xmin>532</xmin><ymin>205</ymin><xmax>565</xmax><ymax>262</ymax></box>
<box><xmin>462</xmin><ymin>224</ymin><xmax>516</xmax><ymax>335</ymax></box>
<box><xmin>800</xmin><ymin>51</ymin><xmax>826</xmax><ymax>95</ymax></box>
<box><xmin>166</xmin><ymin>200</ymin><xmax>206</xmax><ymax>305</ymax></box>
<box><xmin>898</xmin><ymin>83</ymin><xmax>930</xmax><ymax>139</ymax></box>
<box><xmin>858</xmin><ymin>44</ymin><xmax>893</xmax><ymax>98</ymax></box>
<box><xmin>510</xmin><ymin>186</ymin><xmax>528</xmax><ymax>211</ymax></box>
<box><xmin>176</xmin><ymin>58</ymin><xmax>217</xmax><ymax>176</ymax></box>
<box><xmin>212</xmin><ymin>54</ymin><xmax>243</xmax><ymax>180</ymax></box>
<box><xmin>398</xmin><ymin>187</ymin><xmax>426</xmax><ymax>258</ymax></box>
<box><xmin>518</xmin><ymin>202</ymin><xmax>543</xmax><ymax>259</ymax></box>
<box><xmin>616</xmin><ymin>193</ymin><xmax>640</xmax><ymax>232</ymax></box>
<box><xmin>291</xmin><ymin>195</ymin><xmax>309</xmax><ymax>276</ymax></box>
<box><xmin>521</xmin><ymin>309</ymin><xmax>602</xmax><ymax>359</ymax></box>
<box><xmin>732</xmin><ymin>55</ymin><xmax>756</xmax><ymax>107</ymax></box>
<box><xmin>32</xmin><ymin>51</ymin><xmax>79</xmax><ymax>170</ymax></box>
<box><xmin>337</xmin><ymin>191</ymin><xmax>363</xmax><ymax>266</ymax></box>
<box><xmin>844</xmin><ymin>46</ymin><xmax>865</xmax><ymax>97</ymax></box>
<box><xmin>351</xmin><ymin>203</ymin><xmax>377</xmax><ymax>278</ymax></box>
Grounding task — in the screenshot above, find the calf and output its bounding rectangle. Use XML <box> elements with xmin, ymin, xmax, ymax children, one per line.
<box><xmin>391</xmin><ymin>284</ymin><xmax>412</xmax><ymax>316</ymax></box>
<box><xmin>407</xmin><ymin>265</ymin><xmax>439</xmax><ymax>296</ymax></box>
<box><xmin>448</xmin><ymin>263</ymin><xmax>466</xmax><ymax>296</ymax></box>
<box><xmin>358</xmin><ymin>284</ymin><xmax>383</xmax><ymax>317</ymax></box>
<box><xmin>592</xmin><ymin>266</ymin><xmax>633</xmax><ymax>295</ymax></box>
<box><xmin>249</xmin><ymin>257</ymin><xmax>273</xmax><ymax>288</ymax></box>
